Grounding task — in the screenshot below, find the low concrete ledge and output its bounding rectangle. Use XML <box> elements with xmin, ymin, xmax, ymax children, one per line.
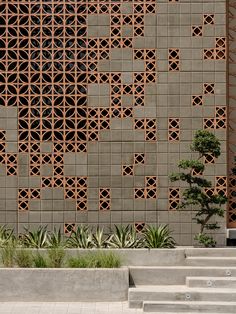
<box><xmin>0</xmin><ymin>267</ymin><xmax>128</xmax><ymax>301</ymax></box>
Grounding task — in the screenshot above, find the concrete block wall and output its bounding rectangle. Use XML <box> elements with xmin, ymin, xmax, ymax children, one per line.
<box><xmin>0</xmin><ymin>0</ymin><xmax>227</xmax><ymax>245</ymax></box>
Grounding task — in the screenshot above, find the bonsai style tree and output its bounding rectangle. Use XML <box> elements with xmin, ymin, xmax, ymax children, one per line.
<box><xmin>170</xmin><ymin>130</ymin><xmax>227</xmax><ymax>247</ymax></box>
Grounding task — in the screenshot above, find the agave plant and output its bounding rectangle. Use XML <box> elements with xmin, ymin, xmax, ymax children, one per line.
<box><xmin>0</xmin><ymin>225</ymin><xmax>15</xmax><ymax>247</ymax></box>
<box><xmin>21</xmin><ymin>226</ymin><xmax>49</xmax><ymax>248</ymax></box>
<box><xmin>47</xmin><ymin>228</ymin><xmax>65</xmax><ymax>248</ymax></box>
<box><xmin>66</xmin><ymin>225</ymin><xmax>93</xmax><ymax>248</ymax></box>
<box><xmin>92</xmin><ymin>227</ymin><xmax>108</xmax><ymax>248</ymax></box>
<box><xmin>107</xmin><ymin>225</ymin><xmax>142</xmax><ymax>248</ymax></box>
<box><xmin>143</xmin><ymin>224</ymin><xmax>176</xmax><ymax>248</ymax></box>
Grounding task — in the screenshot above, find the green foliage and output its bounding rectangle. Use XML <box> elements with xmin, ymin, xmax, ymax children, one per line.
<box><xmin>92</xmin><ymin>227</ymin><xmax>108</xmax><ymax>248</ymax></box>
<box><xmin>47</xmin><ymin>248</ymin><xmax>65</xmax><ymax>268</ymax></box>
<box><xmin>0</xmin><ymin>225</ymin><xmax>15</xmax><ymax>247</ymax></box>
<box><xmin>47</xmin><ymin>228</ymin><xmax>65</xmax><ymax>248</ymax></box>
<box><xmin>92</xmin><ymin>252</ymin><xmax>121</xmax><ymax>268</ymax></box>
<box><xmin>14</xmin><ymin>249</ymin><xmax>32</xmax><ymax>268</ymax></box>
<box><xmin>194</xmin><ymin>233</ymin><xmax>216</xmax><ymax>248</ymax></box>
<box><xmin>170</xmin><ymin>130</ymin><xmax>227</xmax><ymax>247</ymax></box>
<box><xmin>190</xmin><ymin>130</ymin><xmax>221</xmax><ymax>158</ymax></box>
<box><xmin>21</xmin><ymin>226</ymin><xmax>49</xmax><ymax>248</ymax></box>
<box><xmin>67</xmin><ymin>252</ymin><xmax>121</xmax><ymax>268</ymax></box>
<box><xmin>66</xmin><ymin>225</ymin><xmax>93</xmax><ymax>248</ymax></box>
<box><xmin>143</xmin><ymin>224</ymin><xmax>176</xmax><ymax>248</ymax></box>
<box><xmin>1</xmin><ymin>243</ymin><xmax>15</xmax><ymax>267</ymax></box>
<box><xmin>67</xmin><ymin>255</ymin><xmax>88</xmax><ymax>268</ymax></box>
<box><xmin>32</xmin><ymin>252</ymin><xmax>48</xmax><ymax>268</ymax></box>
<box><xmin>107</xmin><ymin>225</ymin><xmax>142</xmax><ymax>248</ymax></box>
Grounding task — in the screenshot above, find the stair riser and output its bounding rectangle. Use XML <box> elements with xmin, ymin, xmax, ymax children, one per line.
<box><xmin>129</xmin><ymin>291</ymin><xmax>236</xmax><ymax>308</ymax></box>
<box><xmin>143</xmin><ymin>303</ymin><xmax>236</xmax><ymax>313</ymax></box>
<box><xmin>186</xmin><ymin>260</ymin><xmax>236</xmax><ymax>267</ymax></box>
<box><xmin>187</xmin><ymin>279</ymin><xmax>236</xmax><ymax>288</ymax></box>
<box><xmin>185</xmin><ymin>249</ymin><xmax>236</xmax><ymax>258</ymax></box>
<box><xmin>129</xmin><ymin>268</ymin><xmax>236</xmax><ymax>285</ymax></box>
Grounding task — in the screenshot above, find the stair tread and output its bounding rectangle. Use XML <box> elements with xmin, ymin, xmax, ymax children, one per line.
<box><xmin>187</xmin><ymin>256</ymin><xmax>236</xmax><ymax>260</ymax></box>
<box><xmin>129</xmin><ymin>266</ymin><xmax>236</xmax><ymax>269</ymax></box>
<box><xmin>187</xmin><ymin>276</ymin><xmax>236</xmax><ymax>279</ymax></box>
<box><xmin>129</xmin><ymin>285</ymin><xmax>236</xmax><ymax>293</ymax></box>
<box><xmin>143</xmin><ymin>300</ymin><xmax>236</xmax><ymax>305</ymax></box>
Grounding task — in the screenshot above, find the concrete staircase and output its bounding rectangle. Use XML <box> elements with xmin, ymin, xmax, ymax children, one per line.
<box><xmin>128</xmin><ymin>248</ymin><xmax>236</xmax><ymax>313</ymax></box>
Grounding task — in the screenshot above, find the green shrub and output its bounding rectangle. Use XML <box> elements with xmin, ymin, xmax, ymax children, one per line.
<box><xmin>67</xmin><ymin>255</ymin><xmax>90</xmax><ymax>268</ymax></box>
<box><xmin>195</xmin><ymin>233</ymin><xmax>216</xmax><ymax>248</ymax></box>
<box><xmin>21</xmin><ymin>226</ymin><xmax>49</xmax><ymax>248</ymax></box>
<box><xmin>143</xmin><ymin>224</ymin><xmax>176</xmax><ymax>248</ymax></box>
<box><xmin>67</xmin><ymin>252</ymin><xmax>121</xmax><ymax>268</ymax></box>
<box><xmin>15</xmin><ymin>249</ymin><xmax>32</xmax><ymax>268</ymax></box>
<box><xmin>92</xmin><ymin>227</ymin><xmax>108</xmax><ymax>248</ymax></box>
<box><xmin>91</xmin><ymin>252</ymin><xmax>121</xmax><ymax>268</ymax></box>
<box><xmin>0</xmin><ymin>225</ymin><xmax>15</xmax><ymax>248</ymax></box>
<box><xmin>107</xmin><ymin>225</ymin><xmax>142</xmax><ymax>248</ymax></box>
<box><xmin>32</xmin><ymin>252</ymin><xmax>48</xmax><ymax>268</ymax></box>
<box><xmin>47</xmin><ymin>228</ymin><xmax>65</xmax><ymax>248</ymax></box>
<box><xmin>47</xmin><ymin>248</ymin><xmax>65</xmax><ymax>268</ymax></box>
<box><xmin>66</xmin><ymin>225</ymin><xmax>93</xmax><ymax>248</ymax></box>
<box><xmin>1</xmin><ymin>243</ymin><xmax>15</xmax><ymax>267</ymax></box>
<box><xmin>170</xmin><ymin>130</ymin><xmax>227</xmax><ymax>247</ymax></box>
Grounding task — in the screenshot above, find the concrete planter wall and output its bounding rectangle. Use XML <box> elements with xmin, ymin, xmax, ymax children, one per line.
<box><xmin>0</xmin><ymin>267</ymin><xmax>128</xmax><ymax>302</ymax></box>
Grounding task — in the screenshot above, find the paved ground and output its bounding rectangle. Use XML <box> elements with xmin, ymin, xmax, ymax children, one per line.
<box><xmin>0</xmin><ymin>302</ymin><xmax>143</xmax><ymax>314</ymax></box>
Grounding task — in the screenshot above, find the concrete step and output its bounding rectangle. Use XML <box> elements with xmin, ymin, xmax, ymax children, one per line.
<box><xmin>129</xmin><ymin>285</ymin><xmax>236</xmax><ymax>308</ymax></box>
<box><xmin>186</xmin><ymin>257</ymin><xmax>236</xmax><ymax>267</ymax></box>
<box><xmin>142</xmin><ymin>301</ymin><xmax>236</xmax><ymax>313</ymax></box>
<box><xmin>129</xmin><ymin>266</ymin><xmax>236</xmax><ymax>285</ymax></box>
<box><xmin>186</xmin><ymin>276</ymin><xmax>236</xmax><ymax>288</ymax></box>
<box><xmin>185</xmin><ymin>248</ymin><xmax>236</xmax><ymax>258</ymax></box>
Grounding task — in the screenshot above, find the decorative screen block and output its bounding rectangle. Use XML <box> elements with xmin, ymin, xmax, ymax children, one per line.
<box><xmin>0</xmin><ymin>131</ymin><xmax>5</xmax><ymax>153</ymax></box>
<box><xmin>216</xmin><ymin>176</ymin><xmax>227</xmax><ymax>187</ymax></box>
<box><xmin>169</xmin><ymin>188</ymin><xmax>180</xmax><ymax>210</ymax></box>
<box><xmin>168</xmin><ymin>118</ymin><xmax>180</xmax><ymax>141</ymax></box>
<box><xmin>204</xmin><ymin>153</ymin><xmax>216</xmax><ymax>164</ymax></box>
<box><xmin>204</xmin><ymin>49</ymin><xmax>215</xmax><ymax>60</ymax></box>
<box><xmin>134</xmin><ymin>188</ymin><xmax>145</xmax><ymax>199</ymax></box>
<box><xmin>192</xmin><ymin>26</ymin><xmax>203</xmax><ymax>37</ymax></box>
<box><xmin>204</xmin><ymin>83</ymin><xmax>215</xmax><ymax>94</ymax></box>
<box><xmin>30</xmin><ymin>189</ymin><xmax>41</xmax><ymax>200</ymax></box>
<box><xmin>169</xmin><ymin>49</ymin><xmax>180</xmax><ymax>71</ymax></box>
<box><xmin>204</xmin><ymin>14</ymin><xmax>214</xmax><ymax>25</ymax></box>
<box><xmin>205</xmin><ymin>177</ymin><xmax>227</xmax><ymax>198</ymax></box>
<box><xmin>64</xmin><ymin>223</ymin><xmax>75</xmax><ymax>235</ymax></box>
<box><xmin>192</xmin><ymin>96</ymin><xmax>203</xmax><ymax>106</ymax></box>
<box><xmin>204</xmin><ymin>118</ymin><xmax>215</xmax><ymax>129</ymax></box>
<box><xmin>204</xmin><ymin>106</ymin><xmax>227</xmax><ymax>130</ymax></box>
<box><xmin>122</xmin><ymin>165</ymin><xmax>134</xmax><ymax>176</ymax></box>
<box><xmin>135</xmin><ymin>222</ymin><xmax>145</xmax><ymax>233</ymax></box>
<box><xmin>215</xmin><ymin>176</ymin><xmax>227</xmax><ymax>197</ymax></box>
<box><xmin>204</xmin><ymin>37</ymin><xmax>226</xmax><ymax>60</ymax></box>
<box><xmin>134</xmin><ymin>176</ymin><xmax>157</xmax><ymax>199</ymax></box>
<box><xmin>99</xmin><ymin>188</ymin><xmax>111</xmax><ymax>211</ymax></box>
<box><xmin>134</xmin><ymin>153</ymin><xmax>145</xmax><ymax>165</ymax></box>
<box><xmin>18</xmin><ymin>188</ymin><xmax>41</xmax><ymax>211</ymax></box>
<box><xmin>134</xmin><ymin>118</ymin><xmax>157</xmax><ymax>141</ymax></box>
<box><xmin>204</xmin><ymin>188</ymin><xmax>215</xmax><ymax>197</ymax></box>
<box><xmin>6</xmin><ymin>154</ymin><xmax>17</xmax><ymax>176</ymax></box>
